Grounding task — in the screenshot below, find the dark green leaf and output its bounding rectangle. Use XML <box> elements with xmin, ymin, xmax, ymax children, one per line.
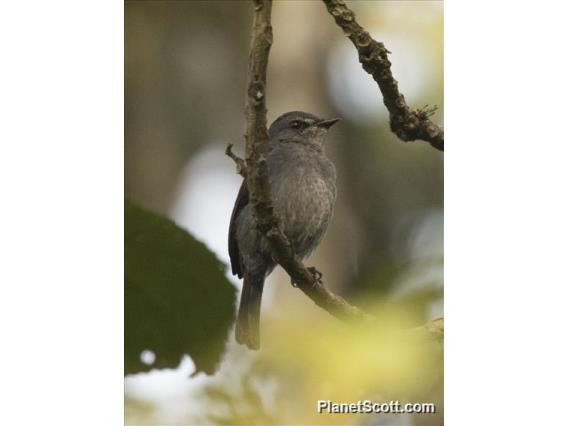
<box><xmin>125</xmin><ymin>200</ymin><xmax>236</xmax><ymax>375</ymax></box>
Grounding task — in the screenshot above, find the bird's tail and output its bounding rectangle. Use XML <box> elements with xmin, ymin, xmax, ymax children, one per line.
<box><xmin>235</xmin><ymin>274</ymin><xmax>264</xmax><ymax>350</ymax></box>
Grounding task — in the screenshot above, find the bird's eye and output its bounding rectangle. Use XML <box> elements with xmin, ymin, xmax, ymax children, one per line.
<box><xmin>291</xmin><ymin>120</ymin><xmax>302</xmax><ymax>129</ymax></box>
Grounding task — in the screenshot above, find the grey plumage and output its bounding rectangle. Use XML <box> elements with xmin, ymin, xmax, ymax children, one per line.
<box><xmin>229</xmin><ymin>111</ymin><xmax>339</xmax><ymax>350</ymax></box>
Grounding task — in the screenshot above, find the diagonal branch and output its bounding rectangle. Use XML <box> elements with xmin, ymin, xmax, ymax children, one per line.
<box><xmin>322</xmin><ymin>0</ymin><xmax>444</xmax><ymax>151</ymax></box>
<box><xmin>242</xmin><ymin>0</ymin><xmax>371</xmax><ymax>323</ymax></box>
<box><xmin>232</xmin><ymin>0</ymin><xmax>443</xmax><ymax>338</ymax></box>
<box><xmin>408</xmin><ymin>317</ymin><xmax>444</xmax><ymax>342</ymax></box>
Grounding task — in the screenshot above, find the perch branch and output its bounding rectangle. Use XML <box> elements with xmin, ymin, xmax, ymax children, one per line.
<box><xmin>241</xmin><ymin>0</ymin><xmax>371</xmax><ymax>323</ymax></box>
<box><xmin>231</xmin><ymin>0</ymin><xmax>443</xmax><ymax>338</ymax></box>
<box><xmin>322</xmin><ymin>0</ymin><xmax>444</xmax><ymax>151</ymax></box>
<box><xmin>408</xmin><ymin>317</ymin><xmax>444</xmax><ymax>342</ymax></box>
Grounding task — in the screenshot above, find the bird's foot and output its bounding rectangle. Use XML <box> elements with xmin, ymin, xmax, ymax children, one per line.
<box><xmin>307</xmin><ymin>267</ymin><xmax>323</xmax><ymax>286</ymax></box>
<box><xmin>290</xmin><ymin>277</ymin><xmax>298</xmax><ymax>288</ymax></box>
<box><xmin>290</xmin><ymin>267</ymin><xmax>323</xmax><ymax>288</ymax></box>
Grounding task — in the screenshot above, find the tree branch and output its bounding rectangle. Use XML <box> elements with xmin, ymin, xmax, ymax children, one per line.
<box><xmin>229</xmin><ymin>0</ymin><xmax>443</xmax><ymax>339</ymax></box>
<box><xmin>408</xmin><ymin>317</ymin><xmax>444</xmax><ymax>342</ymax></box>
<box><xmin>322</xmin><ymin>0</ymin><xmax>444</xmax><ymax>151</ymax></box>
<box><xmin>241</xmin><ymin>0</ymin><xmax>371</xmax><ymax>324</ymax></box>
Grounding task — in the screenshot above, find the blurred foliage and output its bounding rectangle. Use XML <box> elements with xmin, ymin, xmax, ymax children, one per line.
<box><xmin>125</xmin><ymin>0</ymin><xmax>250</xmax><ymax>212</ymax></box>
<box><xmin>198</xmin><ymin>305</ymin><xmax>443</xmax><ymax>425</ymax></box>
<box><xmin>203</xmin><ymin>375</ymin><xmax>277</xmax><ymax>426</ymax></box>
<box><xmin>125</xmin><ymin>200</ymin><xmax>236</xmax><ymax>375</ymax></box>
<box><xmin>125</xmin><ymin>398</ymin><xmax>155</xmax><ymax>425</ymax></box>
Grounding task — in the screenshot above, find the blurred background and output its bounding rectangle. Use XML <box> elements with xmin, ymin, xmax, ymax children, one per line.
<box><xmin>125</xmin><ymin>0</ymin><xmax>443</xmax><ymax>424</ymax></box>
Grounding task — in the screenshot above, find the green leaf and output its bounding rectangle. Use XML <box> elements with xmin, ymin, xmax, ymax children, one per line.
<box><xmin>125</xmin><ymin>200</ymin><xmax>236</xmax><ymax>375</ymax></box>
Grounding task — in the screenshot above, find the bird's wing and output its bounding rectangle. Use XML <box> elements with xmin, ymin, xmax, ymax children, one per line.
<box><xmin>228</xmin><ymin>180</ymin><xmax>249</xmax><ymax>278</ymax></box>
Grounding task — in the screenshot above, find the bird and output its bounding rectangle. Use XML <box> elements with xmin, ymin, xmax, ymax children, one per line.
<box><xmin>228</xmin><ymin>111</ymin><xmax>340</xmax><ymax>349</ymax></box>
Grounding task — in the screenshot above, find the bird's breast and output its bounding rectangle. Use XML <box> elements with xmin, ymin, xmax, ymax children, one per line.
<box><xmin>268</xmin><ymin>148</ymin><xmax>336</xmax><ymax>258</ymax></box>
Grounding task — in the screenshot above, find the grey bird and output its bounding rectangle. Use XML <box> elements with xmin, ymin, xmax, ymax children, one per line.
<box><xmin>228</xmin><ymin>111</ymin><xmax>340</xmax><ymax>350</ymax></box>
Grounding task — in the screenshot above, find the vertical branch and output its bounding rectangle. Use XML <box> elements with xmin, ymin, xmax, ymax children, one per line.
<box><xmin>244</xmin><ymin>0</ymin><xmax>277</xmax><ymax>237</ymax></box>
<box><xmin>238</xmin><ymin>0</ymin><xmax>441</xmax><ymax>335</ymax></box>
<box><xmin>241</xmin><ymin>0</ymin><xmax>372</xmax><ymax>323</ymax></box>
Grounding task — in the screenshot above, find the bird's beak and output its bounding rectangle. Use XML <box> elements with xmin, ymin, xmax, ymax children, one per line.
<box><xmin>317</xmin><ymin>118</ymin><xmax>341</xmax><ymax>129</ymax></box>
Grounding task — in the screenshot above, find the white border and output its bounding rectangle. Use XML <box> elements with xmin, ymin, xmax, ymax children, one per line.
<box><xmin>446</xmin><ymin>1</ymin><xmax>568</xmax><ymax>424</ymax></box>
<box><xmin>1</xmin><ymin>1</ymin><xmax>568</xmax><ymax>425</ymax></box>
<box><xmin>0</xmin><ymin>0</ymin><xmax>123</xmax><ymax>424</ymax></box>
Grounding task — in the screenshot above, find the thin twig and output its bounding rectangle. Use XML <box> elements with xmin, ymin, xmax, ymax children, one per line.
<box><xmin>322</xmin><ymin>0</ymin><xmax>444</xmax><ymax>151</ymax></box>
<box><xmin>225</xmin><ymin>144</ymin><xmax>247</xmax><ymax>178</ymax></box>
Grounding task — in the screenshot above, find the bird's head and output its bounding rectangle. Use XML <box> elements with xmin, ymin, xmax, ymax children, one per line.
<box><xmin>268</xmin><ymin>111</ymin><xmax>340</xmax><ymax>149</ymax></box>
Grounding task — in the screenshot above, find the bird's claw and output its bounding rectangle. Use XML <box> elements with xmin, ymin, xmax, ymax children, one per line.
<box><xmin>307</xmin><ymin>267</ymin><xmax>323</xmax><ymax>286</ymax></box>
<box><xmin>290</xmin><ymin>267</ymin><xmax>322</xmax><ymax>288</ymax></box>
